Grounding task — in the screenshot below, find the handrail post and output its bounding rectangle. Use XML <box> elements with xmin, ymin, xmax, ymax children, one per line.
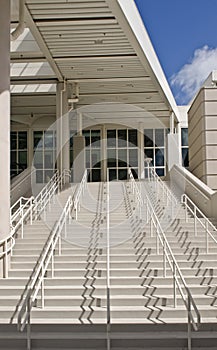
<box><xmin>27</xmin><ymin>297</ymin><xmax>31</xmax><ymax>350</ymax></box>
<box><xmin>163</xmin><ymin>238</ymin><xmax>166</xmax><ymax>277</ymax></box>
<box><xmin>21</xmin><ymin>207</ymin><xmax>24</xmax><ymax>239</ymax></box>
<box><xmin>106</xmin><ymin>170</ymin><xmax>111</xmax><ymax>328</ymax></box>
<box><xmin>173</xmin><ymin>261</ymin><xmax>177</xmax><ymax>308</ymax></box>
<box><xmin>194</xmin><ymin>207</ymin><xmax>197</xmax><ymax>237</ymax></box>
<box><xmin>187</xmin><ymin>295</ymin><xmax>192</xmax><ymax>350</ymax></box>
<box><xmin>205</xmin><ymin>220</ymin><xmax>209</xmax><ymax>254</ymax></box>
<box><xmin>41</xmin><ymin>271</ymin><xmax>45</xmax><ymax>309</ymax></box>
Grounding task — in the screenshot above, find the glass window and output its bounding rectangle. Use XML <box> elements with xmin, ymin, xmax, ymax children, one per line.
<box><xmin>118</xmin><ymin>149</ymin><xmax>127</xmax><ymax>167</ymax></box>
<box><xmin>109</xmin><ymin>169</ymin><xmax>117</xmax><ymax>181</ymax></box>
<box><xmin>155</xmin><ymin>148</ymin><xmax>164</xmax><ymax>166</ymax></box>
<box><xmin>18</xmin><ymin>151</ymin><xmax>27</xmax><ymax>167</ymax></box>
<box><xmin>107</xmin><ymin>130</ymin><xmax>116</xmax><ymax>148</ymax></box>
<box><xmin>128</xmin><ymin>129</ymin><xmax>138</xmax><ymax>147</ymax></box>
<box><xmin>18</xmin><ymin>132</ymin><xmax>27</xmax><ymax>149</ymax></box>
<box><xmin>118</xmin><ymin>169</ymin><xmax>127</xmax><ymax>180</ymax></box>
<box><xmin>155</xmin><ymin>129</ymin><xmax>164</xmax><ymax>147</ymax></box>
<box><xmin>118</xmin><ymin>129</ymin><xmax>127</xmax><ymax>147</ymax></box>
<box><xmin>182</xmin><ymin>148</ymin><xmax>189</xmax><ymax>167</ymax></box>
<box><xmin>181</xmin><ymin>128</ymin><xmax>188</xmax><ymax>146</ymax></box>
<box><xmin>107</xmin><ymin>149</ymin><xmax>116</xmax><ymax>168</ymax></box>
<box><xmin>44</xmin><ymin>131</ymin><xmax>54</xmax><ymax>149</ymax></box>
<box><xmin>11</xmin><ymin>132</ymin><xmax>17</xmax><ymax>150</ymax></box>
<box><xmin>34</xmin><ymin>131</ymin><xmax>43</xmax><ymax>149</ymax></box>
<box><xmin>129</xmin><ymin>149</ymin><xmax>138</xmax><ymax>167</ymax></box>
<box><xmin>91</xmin><ymin>130</ymin><xmax>101</xmax><ymax>148</ymax></box>
<box><xmin>144</xmin><ymin>129</ymin><xmax>153</xmax><ymax>147</ymax></box>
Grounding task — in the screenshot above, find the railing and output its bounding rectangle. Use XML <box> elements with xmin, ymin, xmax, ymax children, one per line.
<box><xmin>17</xmin><ymin>195</ymin><xmax>73</xmax><ymax>350</ymax></box>
<box><xmin>128</xmin><ymin>170</ymin><xmax>200</xmax><ymax>350</ymax></box>
<box><xmin>106</xmin><ymin>170</ymin><xmax>111</xmax><ymax>350</ymax></box>
<box><xmin>149</xmin><ymin>167</ymin><xmax>178</xmax><ymax>208</ymax></box>
<box><xmin>182</xmin><ymin>194</ymin><xmax>217</xmax><ymax>253</ymax></box>
<box><xmin>0</xmin><ymin>170</ymin><xmax>70</xmax><ymax>278</ymax></box>
<box><xmin>73</xmin><ymin>169</ymin><xmax>87</xmax><ymax>220</ymax></box>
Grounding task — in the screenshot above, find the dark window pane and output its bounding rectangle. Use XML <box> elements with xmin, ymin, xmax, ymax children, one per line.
<box><xmin>44</xmin><ymin>131</ymin><xmax>54</xmax><ymax>148</ymax></box>
<box><xmin>18</xmin><ymin>151</ymin><xmax>27</xmax><ymax>167</ymax></box>
<box><xmin>83</xmin><ymin>130</ymin><xmax>90</xmax><ymax>147</ymax></box>
<box><xmin>34</xmin><ymin>131</ymin><xmax>43</xmax><ymax>149</ymax></box>
<box><xmin>92</xmin><ymin>149</ymin><xmax>101</xmax><ymax>168</ymax></box>
<box><xmin>18</xmin><ymin>131</ymin><xmax>27</xmax><ymax>149</ymax></box>
<box><xmin>155</xmin><ymin>148</ymin><xmax>164</xmax><ymax>166</ymax></box>
<box><xmin>107</xmin><ymin>130</ymin><xmax>116</xmax><ymax>148</ymax></box>
<box><xmin>11</xmin><ymin>132</ymin><xmax>17</xmax><ymax>150</ymax></box>
<box><xmin>129</xmin><ymin>149</ymin><xmax>138</xmax><ymax>167</ymax></box>
<box><xmin>118</xmin><ymin>169</ymin><xmax>127</xmax><ymax>180</ymax></box>
<box><xmin>118</xmin><ymin>129</ymin><xmax>127</xmax><ymax>147</ymax></box>
<box><xmin>92</xmin><ymin>169</ymin><xmax>101</xmax><ymax>182</ymax></box>
<box><xmin>182</xmin><ymin>148</ymin><xmax>189</xmax><ymax>167</ymax></box>
<box><xmin>181</xmin><ymin>128</ymin><xmax>188</xmax><ymax>146</ymax></box>
<box><xmin>118</xmin><ymin>149</ymin><xmax>127</xmax><ymax>167</ymax></box>
<box><xmin>144</xmin><ymin>129</ymin><xmax>153</xmax><ymax>147</ymax></box>
<box><xmin>107</xmin><ymin>149</ymin><xmax>116</xmax><ymax>168</ymax></box>
<box><xmin>109</xmin><ymin>169</ymin><xmax>117</xmax><ymax>181</ymax></box>
<box><xmin>70</xmin><ymin>150</ymin><xmax>73</xmax><ymax>167</ymax></box>
<box><xmin>86</xmin><ymin>150</ymin><xmax>90</xmax><ymax>168</ymax></box>
<box><xmin>156</xmin><ymin>168</ymin><xmax>165</xmax><ymax>177</ymax></box>
<box><xmin>155</xmin><ymin>129</ymin><xmax>164</xmax><ymax>147</ymax></box>
<box><xmin>91</xmin><ymin>130</ymin><xmax>101</xmax><ymax>147</ymax></box>
<box><xmin>128</xmin><ymin>129</ymin><xmax>138</xmax><ymax>146</ymax></box>
<box><xmin>144</xmin><ymin>149</ymin><xmax>153</xmax><ymax>164</ymax></box>
<box><xmin>11</xmin><ymin>150</ymin><xmax>16</xmax><ymax>165</ymax></box>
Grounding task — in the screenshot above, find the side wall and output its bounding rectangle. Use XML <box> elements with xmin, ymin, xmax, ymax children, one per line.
<box><xmin>188</xmin><ymin>87</ymin><xmax>217</xmax><ymax>190</ymax></box>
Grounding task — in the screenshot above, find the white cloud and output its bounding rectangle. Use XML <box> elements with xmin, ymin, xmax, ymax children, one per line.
<box><xmin>171</xmin><ymin>45</ymin><xmax>217</xmax><ymax>104</ymax></box>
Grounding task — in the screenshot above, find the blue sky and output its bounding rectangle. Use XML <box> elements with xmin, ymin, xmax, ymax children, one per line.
<box><xmin>135</xmin><ymin>0</ymin><xmax>217</xmax><ymax>105</ymax></box>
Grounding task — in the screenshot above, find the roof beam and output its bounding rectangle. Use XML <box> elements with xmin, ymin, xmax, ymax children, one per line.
<box><xmin>24</xmin><ymin>4</ymin><xmax>63</xmax><ymax>81</ymax></box>
<box><xmin>68</xmin><ymin>76</ymin><xmax>150</xmax><ymax>83</ymax></box>
<box><xmin>10</xmin><ymin>76</ymin><xmax>58</xmax><ymax>85</ymax></box>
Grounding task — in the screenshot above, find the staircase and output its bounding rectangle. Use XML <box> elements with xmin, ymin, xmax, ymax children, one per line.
<box><xmin>0</xmin><ymin>178</ymin><xmax>217</xmax><ymax>349</ymax></box>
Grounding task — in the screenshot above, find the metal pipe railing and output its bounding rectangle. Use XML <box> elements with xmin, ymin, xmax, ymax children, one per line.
<box><xmin>17</xmin><ymin>195</ymin><xmax>73</xmax><ymax>350</ymax></box>
<box><xmin>73</xmin><ymin>169</ymin><xmax>87</xmax><ymax>220</ymax></box>
<box><xmin>181</xmin><ymin>194</ymin><xmax>217</xmax><ymax>253</ymax></box>
<box><xmin>128</xmin><ymin>169</ymin><xmax>200</xmax><ymax>349</ymax></box>
<box><xmin>0</xmin><ymin>170</ymin><xmax>70</xmax><ymax>278</ymax></box>
<box><xmin>106</xmin><ymin>170</ymin><xmax>111</xmax><ymax>350</ymax></box>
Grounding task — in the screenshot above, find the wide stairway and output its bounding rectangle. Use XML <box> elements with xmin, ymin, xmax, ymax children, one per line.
<box><xmin>0</xmin><ymin>178</ymin><xmax>217</xmax><ymax>349</ymax></box>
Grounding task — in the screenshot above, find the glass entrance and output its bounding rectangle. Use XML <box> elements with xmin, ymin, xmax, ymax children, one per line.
<box><xmin>107</xmin><ymin>128</ymin><xmax>138</xmax><ymax>181</ymax></box>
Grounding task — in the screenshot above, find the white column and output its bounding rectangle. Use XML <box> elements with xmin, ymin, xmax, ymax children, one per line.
<box><xmin>28</xmin><ymin>128</ymin><xmax>33</xmax><ymax>168</ymax></box>
<box><xmin>0</xmin><ymin>1</ymin><xmax>10</xmax><ymax>242</ymax></box>
<box><xmin>102</xmin><ymin>125</ymin><xmax>107</xmax><ymax>182</ymax></box>
<box><xmin>138</xmin><ymin>122</ymin><xmax>144</xmax><ymax>179</ymax></box>
<box><xmin>56</xmin><ymin>82</ymin><xmax>70</xmax><ymax>181</ymax></box>
<box><xmin>170</xmin><ymin>112</ymin><xmax>175</xmax><ymax>134</ymax></box>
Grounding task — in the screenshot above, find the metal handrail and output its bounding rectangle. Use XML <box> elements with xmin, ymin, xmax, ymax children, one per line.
<box><xmin>73</xmin><ymin>169</ymin><xmax>87</xmax><ymax>220</ymax></box>
<box><xmin>0</xmin><ymin>170</ymin><xmax>70</xmax><ymax>278</ymax></box>
<box><xmin>106</xmin><ymin>170</ymin><xmax>111</xmax><ymax>327</ymax></box>
<box><xmin>17</xmin><ymin>195</ymin><xmax>73</xmax><ymax>349</ymax></box>
<box><xmin>181</xmin><ymin>194</ymin><xmax>217</xmax><ymax>253</ymax></box>
<box><xmin>149</xmin><ymin>167</ymin><xmax>178</xmax><ymax>206</ymax></box>
<box><xmin>128</xmin><ymin>170</ymin><xmax>200</xmax><ymax>347</ymax></box>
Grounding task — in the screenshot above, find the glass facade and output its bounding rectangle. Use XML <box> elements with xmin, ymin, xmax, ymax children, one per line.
<box><xmin>33</xmin><ymin>130</ymin><xmax>56</xmax><ymax>183</ymax></box>
<box><xmin>144</xmin><ymin>128</ymin><xmax>167</xmax><ymax>177</ymax></box>
<box><xmin>10</xmin><ymin>131</ymin><xmax>28</xmax><ymax>178</ymax></box>
<box><xmin>83</xmin><ymin>129</ymin><xmax>101</xmax><ymax>182</ymax></box>
<box><xmin>181</xmin><ymin>128</ymin><xmax>189</xmax><ymax>168</ymax></box>
<box><xmin>107</xmin><ymin>128</ymin><xmax>138</xmax><ymax>181</ymax></box>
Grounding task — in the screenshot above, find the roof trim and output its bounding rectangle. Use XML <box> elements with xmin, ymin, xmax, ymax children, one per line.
<box><xmin>106</xmin><ymin>0</ymin><xmax>180</xmax><ymax>122</ymax></box>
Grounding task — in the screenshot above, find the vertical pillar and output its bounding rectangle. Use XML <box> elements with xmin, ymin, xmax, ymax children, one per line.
<box><xmin>28</xmin><ymin>128</ymin><xmax>33</xmax><ymax>168</ymax></box>
<box><xmin>0</xmin><ymin>1</ymin><xmax>10</xmax><ymax>242</ymax></box>
<box><xmin>73</xmin><ymin>112</ymin><xmax>85</xmax><ymax>183</ymax></box>
<box><xmin>102</xmin><ymin>125</ymin><xmax>107</xmax><ymax>182</ymax></box>
<box><xmin>56</xmin><ymin>82</ymin><xmax>70</xmax><ymax>182</ymax></box>
<box><xmin>138</xmin><ymin>122</ymin><xmax>144</xmax><ymax>179</ymax></box>
<box><xmin>170</xmin><ymin>112</ymin><xmax>175</xmax><ymax>134</ymax></box>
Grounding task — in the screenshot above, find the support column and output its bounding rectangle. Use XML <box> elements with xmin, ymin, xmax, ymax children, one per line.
<box><xmin>56</xmin><ymin>82</ymin><xmax>70</xmax><ymax>182</ymax></box>
<box><xmin>73</xmin><ymin>112</ymin><xmax>85</xmax><ymax>183</ymax></box>
<box><xmin>0</xmin><ymin>1</ymin><xmax>10</xmax><ymax>242</ymax></box>
<box><xmin>28</xmin><ymin>128</ymin><xmax>33</xmax><ymax>168</ymax></box>
<box><xmin>0</xmin><ymin>1</ymin><xmax>10</xmax><ymax>277</ymax></box>
<box><xmin>102</xmin><ymin>125</ymin><xmax>107</xmax><ymax>182</ymax></box>
<box><xmin>138</xmin><ymin>122</ymin><xmax>144</xmax><ymax>179</ymax></box>
<box><xmin>167</xmin><ymin>112</ymin><xmax>181</xmax><ymax>171</ymax></box>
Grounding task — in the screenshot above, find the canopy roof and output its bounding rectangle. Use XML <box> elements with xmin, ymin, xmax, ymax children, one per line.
<box><xmin>11</xmin><ymin>0</ymin><xmax>180</xmax><ymax>126</ymax></box>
